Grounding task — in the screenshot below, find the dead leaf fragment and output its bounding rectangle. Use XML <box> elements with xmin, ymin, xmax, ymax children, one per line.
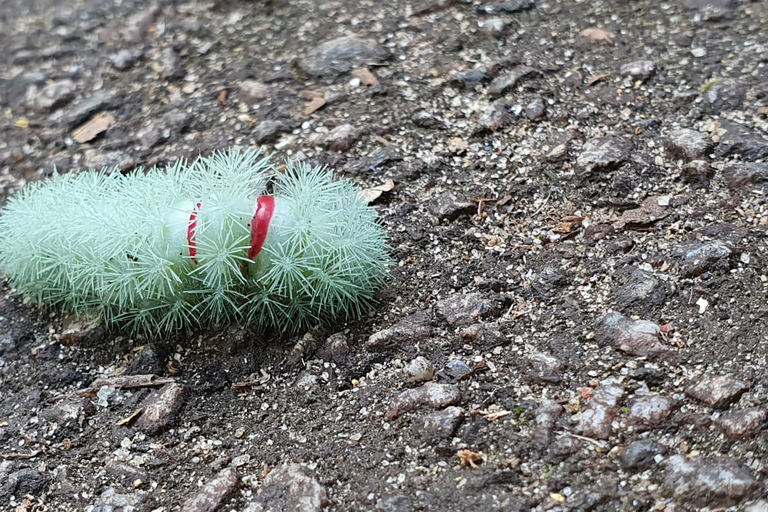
<box><xmin>116</xmin><ymin>408</ymin><xmax>143</xmax><ymax>426</ymax></box>
<box><xmin>304</xmin><ymin>96</ymin><xmax>326</xmax><ymax>116</ymax></box>
<box><xmin>72</xmin><ymin>112</ymin><xmax>115</xmax><ymax>143</ymax></box>
<box><xmin>580</xmin><ymin>27</ymin><xmax>614</xmax><ymax>45</ymax></box>
<box><xmin>457</xmin><ymin>449</ymin><xmax>484</xmax><ymax>468</ymax></box>
<box><xmin>351</xmin><ymin>67</ymin><xmax>379</xmax><ymax>86</ymax></box>
<box><xmin>359</xmin><ymin>179</ymin><xmax>395</xmax><ymax>203</ymax></box>
<box><xmin>14</xmin><ymin>117</ymin><xmax>29</xmax><ymax>129</ymax></box>
<box><xmin>587</xmin><ymin>73</ymin><xmax>611</xmax><ymax>86</ymax></box>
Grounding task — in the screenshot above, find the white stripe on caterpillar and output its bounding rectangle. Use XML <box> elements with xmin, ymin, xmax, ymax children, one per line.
<box><xmin>0</xmin><ymin>150</ymin><xmax>390</xmax><ymax>335</ymax></box>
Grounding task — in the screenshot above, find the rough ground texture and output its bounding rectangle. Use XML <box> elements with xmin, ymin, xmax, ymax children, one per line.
<box><xmin>1</xmin><ymin>0</ymin><xmax>768</xmax><ymax>511</ymax></box>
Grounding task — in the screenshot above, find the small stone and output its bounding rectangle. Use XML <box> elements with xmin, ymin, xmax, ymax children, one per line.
<box><xmin>681</xmin><ymin>160</ymin><xmax>715</xmax><ymax>188</ymax></box>
<box><xmin>160</xmin><ymin>47</ymin><xmax>184</xmax><ymax>80</ymax></box>
<box><xmin>412</xmin><ymin>0</ymin><xmax>458</xmax><ymax>16</ymax></box>
<box><xmin>135</xmin><ymin>383</ymin><xmax>186</xmax><ymax>435</ymax></box>
<box><xmin>254</xmin><ymin>120</ymin><xmax>291</xmax><ymax>144</ymax></box>
<box><xmin>299</xmin><ymin>36</ymin><xmax>391</xmax><ymax>78</ymax></box>
<box><xmin>244</xmin><ymin>464</ymin><xmax>327</xmax><ymax>512</ymax></box>
<box><xmin>478</xmin><ymin>101</ymin><xmax>513</xmax><ymax>131</ymax></box>
<box><xmin>686</xmin><ymin>375</ymin><xmax>750</xmax><ymax>409</ymax></box>
<box><xmin>528</xmin><ymin>352</ymin><xmax>565</xmax><ymax>383</ymax></box>
<box><xmin>716</xmin><ymin>120</ymin><xmax>768</xmax><ymax>161</ymax></box>
<box><xmin>578</xmin><ymin>383</ymin><xmax>624</xmax><ymax>440</ymax></box>
<box><xmin>626</xmin><ymin>394</ymin><xmax>676</xmax><ymax>427</ymax></box>
<box><xmin>106</xmin><ymin>461</ymin><xmax>149</xmax><ymax>483</ymax></box>
<box><xmin>487</xmin><ymin>66</ymin><xmax>536</xmax><ymax>96</ymax></box>
<box><xmin>434</xmin><ymin>292</ymin><xmax>490</xmax><ymax>326</ymax></box>
<box><xmin>594</xmin><ymin>312</ymin><xmax>668</xmax><ymax>358</ymax></box>
<box><xmin>620</xmin><ymin>439</ymin><xmax>666</xmax><ymax>470</ymax></box>
<box><xmin>666</xmin><ymin>128</ymin><xmax>713</xmax><ymax>161</ymax></box>
<box><xmin>323</xmin><ymin>124</ymin><xmax>359</xmax><ymax>152</ymax></box>
<box><xmin>620</xmin><ymin>60</ymin><xmax>656</xmax><ymax>80</ymax></box>
<box><xmin>450</xmin><ymin>63</ymin><xmax>499</xmax><ymax>85</ymax></box>
<box><xmin>532</xmin><ymin>267</ymin><xmax>566</xmax><ymax>299</ymax></box>
<box><xmin>421</xmin><ymin>406</ymin><xmax>464</xmax><ymax>441</ymax></box>
<box><xmin>111</xmin><ymin>49</ymin><xmax>141</xmax><ymax>71</ymax></box>
<box><xmin>664</xmin><ymin>455</ymin><xmax>758</xmax><ymax>508</ymax></box>
<box><xmin>429</xmin><ymin>194</ymin><xmax>474</xmax><ymax>221</ymax></box>
<box><xmin>93</xmin><ymin>487</ymin><xmax>148</xmax><ymax>512</ymax></box>
<box><xmin>576</xmin><ymin>136</ymin><xmax>633</xmax><ymax>172</ymax></box>
<box><xmin>475</xmin><ymin>0</ymin><xmax>535</xmax><ymax>14</ymax></box>
<box><xmin>482</xmin><ymin>18</ymin><xmax>507</xmax><ymax>38</ymax></box>
<box><xmin>386</xmin><ymin>382</ymin><xmax>461</xmax><ymax>420</ymax></box>
<box><xmin>525</xmin><ymin>97</ymin><xmax>545</xmax><ymax>120</ymax></box>
<box><xmin>676</xmin><ymin>241</ymin><xmax>731</xmax><ymax>278</ymax></box>
<box><xmin>181</xmin><ymin>468</ymin><xmax>238</xmax><ymax>512</ymax></box>
<box><xmin>366</xmin><ymin>313</ymin><xmax>430</xmax><ymax>350</ymax></box>
<box><xmin>404</xmin><ymin>356</ymin><xmax>435</xmax><ymax>384</ymax></box>
<box><xmin>239</xmin><ymin>80</ymin><xmax>271</xmax><ymax>104</ymax></box>
<box><xmin>294</xmin><ymin>371</ymin><xmax>319</xmax><ymax>394</ymax></box>
<box><xmin>318</xmin><ymin>333</ymin><xmax>349</xmax><ymax>363</ymax></box>
<box><xmin>60</xmin><ymin>91</ymin><xmax>116</xmax><ymax>128</ymax></box>
<box><xmin>25</xmin><ymin>79</ymin><xmax>76</xmax><ymax>111</ymax></box>
<box><xmin>725</xmin><ymin>164</ymin><xmax>768</xmax><ymax>194</ymax></box>
<box><xmin>700</xmin><ymin>79</ymin><xmax>747</xmax><ymax>115</ymax></box>
<box><xmin>532</xmin><ymin>401</ymin><xmax>565</xmax><ymax>448</ymax></box>
<box><xmin>377</xmin><ymin>495</ymin><xmax>415</xmax><ymax>512</ymax></box>
<box><xmin>2</xmin><ymin>469</ymin><xmax>49</xmax><ymax>498</ymax></box>
<box><xmin>718</xmin><ymin>408</ymin><xmax>767</xmax><ymax>440</ymax></box>
<box><xmin>442</xmin><ymin>360</ymin><xmax>473</xmax><ymax>381</ymax></box>
<box><xmin>138</xmin><ymin>123</ymin><xmax>165</xmax><ymax>150</ymax></box>
<box><xmin>613</xmin><ymin>269</ymin><xmax>667</xmax><ymax>315</ymax></box>
<box><xmin>690</xmin><ymin>47</ymin><xmax>707</xmax><ymax>58</ymax></box>
<box><xmin>411</xmin><ymin>110</ymin><xmax>441</xmax><ymax>129</ymax></box>
<box><xmin>583</xmin><ymin>224</ymin><xmax>615</xmax><ymax>244</ymax></box>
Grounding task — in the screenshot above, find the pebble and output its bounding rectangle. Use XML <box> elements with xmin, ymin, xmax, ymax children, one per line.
<box><xmin>420</xmin><ymin>406</ymin><xmax>464</xmax><ymax>441</ymax></box>
<box><xmin>619</xmin><ymin>439</ymin><xmax>666</xmax><ymax>470</ymax></box>
<box><xmin>686</xmin><ymin>374</ymin><xmax>750</xmax><ymax>409</ymax></box>
<box><xmin>664</xmin><ymin>455</ymin><xmax>758</xmax><ymax>508</ymax></box>
<box><xmin>532</xmin><ymin>267</ymin><xmax>566</xmax><ymax>299</ymax></box>
<box><xmin>299</xmin><ymin>36</ymin><xmax>390</xmax><ymax>78</ymax></box>
<box><xmin>238</xmin><ymin>80</ymin><xmax>271</xmax><ymax>104</ymax></box>
<box><xmin>25</xmin><ymin>79</ymin><xmax>76</xmax><ymax>111</ymax></box>
<box><xmin>700</xmin><ymin>79</ymin><xmax>747</xmax><ymax>114</ymax></box>
<box><xmin>442</xmin><ymin>360</ymin><xmax>473</xmax><ymax>382</ymax></box>
<box><xmin>366</xmin><ymin>313</ymin><xmax>430</xmax><ymax>350</ymax></box>
<box><xmin>528</xmin><ymin>352</ymin><xmax>565</xmax><ymax>383</ymax></box>
<box><xmin>475</xmin><ymin>0</ymin><xmax>534</xmax><ymax>14</ymax></box>
<box><xmin>411</xmin><ymin>110</ymin><xmax>442</xmax><ymax>129</ymax></box>
<box><xmin>429</xmin><ymin>194</ymin><xmax>474</xmax><ymax>221</ymax></box>
<box><xmin>532</xmin><ymin>401</ymin><xmax>564</xmax><ymax>448</ymax></box>
<box><xmin>377</xmin><ymin>495</ymin><xmax>415</xmax><ymax>512</ymax></box>
<box><xmin>404</xmin><ymin>356</ymin><xmax>435</xmax><ymax>384</ymax></box>
<box><xmin>60</xmin><ymin>91</ymin><xmax>116</xmax><ymax>128</ymax></box>
<box><xmin>92</xmin><ymin>487</ymin><xmax>147</xmax><ymax>512</ymax></box>
<box><xmin>487</xmin><ymin>66</ymin><xmax>536</xmax><ymax>96</ymax></box>
<box><xmin>1</xmin><ymin>469</ymin><xmax>48</xmax><ymax>499</ymax></box>
<box><xmin>676</xmin><ymin>241</ymin><xmax>731</xmax><ymax>278</ymax></box>
<box><xmin>386</xmin><ymin>382</ymin><xmax>461</xmax><ymax>420</ymax></box>
<box><xmin>111</xmin><ymin>48</ymin><xmax>141</xmax><ymax>71</ymax></box>
<box><xmin>181</xmin><ymin>468</ymin><xmax>238</xmax><ymax>512</ymax></box>
<box><xmin>135</xmin><ymin>382</ymin><xmax>187</xmax><ymax>435</ymax></box>
<box><xmin>576</xmin><ymin>136</ymin><xmax>633</xmax><ymax>172</ymax></box>
<box><xmin>717</xmin><ymin>408</ymin><xmax>767</xmax><ymax>440</ymax></box>
<box><xmin>723</xmin><ymin>162</ymin><xmax>768</xmax><ymax>190</ymax></box>
<box><xmin>525</xmin><ymin>97</ymin><xmax>545</xmax><ymax>120</ymax></box>
<box><xmin>450</xmin><ymin>63</ymin><xmax>499</xmax><ymax>85</ymax></box>
<box><xmin>294</xmin><ymin>371</ymin><xmax>320</xmax><ymax>393</ymax></box>
<box><xmin>593</xmin><ymin>312</ymin><xmax>668</xmax><ymax>358</ymax></box>
<box><xmin>323</xmin><ymin>124</ymin><xmax>359</xmax><ymax>152</ymax></box>
<box><xmin>482</xmin><ymin>18</ymin><xmax>507</xmax><ymax>38</ymax></box>
<box><xmin>244</xmin><ymin>464</ymin><xmax>327</xmax><ymax>512</ymax></box>
<box><xmin>478</xmin><ymin>101</ymin><xmax>513</xmax><ymax>132</ymax></box>
<box><xmin>254</xmin><ymin>120</ymin><xmax>291</xmax><ymax>144</ymax></box>
<box><xmin>716</xmin><ymin>119</ymin><xmax>768</xmax><ymax>161</ymax></box>
<box><xmin>681</xmin><ymin>160</ymin><xmax>715</xmax><ymax>188</ymax></box>
<box><xmin>105</xmin><ymin>461</ymin><xmax>149</xmax><ymax>483</ymax></box>
<box><xmin>613</xmin><ymin>269</ymin><xmax>667</xmax><ymax>315</ymax></box>
<box><xmin>665</xmin><ymin>128</ymin><xmax>713</xmax><ymax>161</ymax></box>
<box><xmin>318</xmin><ymin>333</ymin><xmax>350</xmax><ymax>363</ymax></box>
<box><xmin>434</xmin><ymin>292</ymin><xmax>491</xmax><ymax>326</ymax></box>
<box><xmin>626</xmin><ymin>394</ymin><xmax>676</xmax><ymax>427</ymax></box>
<box><xmin>620</xmin><ymin>60</ymin><xmax>656</xmax><ymax>80</ymax></box>
<box><xmin>578</xmin><ymin>383</ymin><xmax>624</xmax><ymax>440</ymax></box>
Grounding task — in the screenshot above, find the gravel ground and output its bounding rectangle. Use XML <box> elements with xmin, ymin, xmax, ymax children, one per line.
<box><xmin>2</xmin><ymin>0</ymin><xmax>768</xmax><ymax>510</ymax></box>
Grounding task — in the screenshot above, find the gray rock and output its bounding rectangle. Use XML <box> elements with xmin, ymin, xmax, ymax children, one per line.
<box><xmin>450</xmin><ymin>63</ymin><xmax>499</xmax><ymax>85</ymax></box>
<box><xmin>532</xmin><ymin>267</ymin><xmax>567</xmax><ymax>299</ymax></box>
<box><xmin>411</xmin><ymin>110</ymin><xmax>442</xmax><ymax>129</ymax></box>
<box><xmin>613</xmin><ymin>269</ymin><xmax>667</xmax><ymax>315</ymax></box>
<box><xmin>664</xmin><ymin>455</ymin><xmax>758</xmax><ymax>508</ymax></box>
<box><xmin>478</xmin><ymin>101</ymin><xmax>513</xmax><ymax>131</ymax></box>
<box><xmin>482</xmin><ymin>18</ymin><xmax>507</xmax><ymax>38</ymax></box>
<box><xmin>254</xmin><ymin>120</ymin><xmax>291</xmax><ymax>144</ymax></box>
<box><xmin>245</xmin><ymin>464</ymin><xmax>327</xmax><ymax>512</ymax></box>
<box><xmin>716</xmin><ymin>120</ymin><xmax>768</xmax><ymax>161</ymax></box>
<box><xmin>366</xmin><ymin>313</ymin><xmax>430</xmax><ymax>350</ymax></box>
<box><xmin>475</xmin><ymin>0</ymin><xmax>535</xmax><ymax>14</ymax></box>
<box><xmin>442</xmin><ymin>360</ymin><xmax>473</xmax><ymax>381</ymax></box>
<box><xmin>666</xmin><ymin>128</ymin><xmax>713</xmax><ymax>161</ymax></box>
<box><xmin>745</xmin><ymin>500</ymin><xmax>768</xmax><ymax>512</ymax></box>
<box><xmin>576</xmin><ymin>136</ymin><xmax>633</xmax><ymax>172</ymax></box>
<box><xmin>386</xmin><ymin>382</ymin><xmax>461</xmax><ymax>420</ymax></box>
<box><xmin>323</xmin><ymin>124</ymin><xmax>359</xmax><ymax>152</ymax></box>
<box><xmin>686</xmin><ymin>375</ymin><xmax>750</xmax><ymax>409</ymax></box>
<box><xmin>578</xmin><ymin>384</ymin><xmax>624</xmax><ymax>440</ymax></box>
<box><xmin>421</xmin><ymin>406</ymin><xmax>464</xmax><ymax>441</ymax></box>
<box><xmin>404</xmin><ymin>356</ymin><xmax>435</xmax><ymax>384</ymax></box>
<box><xmin>111</xmin><ymin>48</ymin><xmax>142</xmax><ymax>71</ymax></box>
<box><xmin>487</xmin><ymin>66</ymin><xmax>536</xmax><ymax>96</ymax></box>
<box><xmin>181</xmin><ymin>468</ymin><xmax>238</xmax><ymax>512</ymax></box>
<box><xmin>429</xmin><ymin>194</ymin><xmax>474</xmax><ymax>221</ymax></box>
<box><xmin>0</xmin><ymin>71</ymin><xmax>47</xmax><ymax>108</ymax></box>
<box><xmin>239</xmin><ymin>80</ymin><xmax>271</xmax><ymax>104</ymax></box>
<box><xmin>620</xmin><ymin>60</ymin><xmax>656</xmax><ymax>80</ymax></box>
<box><xmin>83</xmin><ymin>149</ymin><xmax>135</xmax><ymax>171</ymax></box>
<box><xmin>700</xmin><ymin>79</ymin><xmax>747</xmax><ymax>114</ymax></box>
<box><xmin>532</xmin><ymin>400</ymin><xmax>564</xmax><ymax>448</ymax></box>
<box><xmin>681</xmin><ymin>160</ymin><xmax>715</xmax><ymax>188</ymax></box>
<box><xmin>723</xmin><ymin>163</ymin><xmax>768</xmax><ymax>190</ymax></box>
<box><xmin>626</xmin><ymin>394</ymin><xmax>676</xmax><ymax>427</ymax></box>
<box><xmin>1</xmin><ymin>469</ymin><xmax>49</xmax><ymax>499</ymax></box>
<box><xmin>620</xmin><ymin>439</ymin><xmax>666</xmax><ymax>470</ymax></box>
<box><xmin>60</xmin><ymin>91</ymin><xmax>116</xmax><ymax>128</ymax></box>
<box><xmin>136</xmin><ymin>382</ymin><xmax>186</xmax><ymax>435</ymax></box>
<box><xmin>528</xmin><ymin>352</ymin><xmax>565</xmax><ymax>383</ymax></box>
<box><xmin>105</xmin><ymin>460</ymin><xmax>149</xmax><ymax>483</ymax></box>
<box><xmin>25</xmin><ymin>79</ymin><xmax>76</xmax><ymax>111</ymax></box>
<box><xmin>377</xmin><ymin>495</ymin><xmax>415</xmax><ymax>512</ymax></box>
<box><xmin>594</xmin><ymin>312</ymin><xmax>668</xmax><ymax>358</ymax></box>
<box><xmin>294</xmin><ymin>371</ymin><xmax>320</xmax><ymax>394</ymax></box>
<box><xmin>717</xmin><ymin>408</ymin><xmax>767</xmax><ymax>440</ymax></box>
<box><xmin>412</xmin><ymin>0</ymin><xmax>459</xmax><ymax>16</ymax></box>
<box><xmin>676</xmin><ymin>241</ymin><xmax>731</xmax><ymax>278</ymax></box>
<box><xmin>138</xmin><ymin>123</ymin><xmax>165</xmax><ymax>150</ymax></box>
<box><xmin>299</xmin><ymin>36</ymin><xmax>391</xmax><ymax>78</ymax></box>
<box><xmin>525</xmin><ymin>97</ymin><xmax>545</xmax><ymax>120</ymax></box>
<box><xmin>92</xmin><ymin>487</ymin><xmax>148</xmax><ymax>512</ymax></box>
<box><xmin>434</xmin><ymin>292</ymin><xmax>490</xmax><ymax>326</ymax></box>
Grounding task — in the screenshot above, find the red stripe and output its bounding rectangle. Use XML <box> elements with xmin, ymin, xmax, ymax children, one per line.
<box><xmin>249</xmin><ymin>195</ymin><xmax>275</xmax><ymax>259</ymax></box>
<box><xmin>187</xmin><ymin>202</ymin><xmax>202</xmax><ymax>263</ymax></box>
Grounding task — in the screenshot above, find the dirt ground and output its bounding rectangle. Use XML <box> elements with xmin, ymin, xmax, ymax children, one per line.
<box><xmin>2</xmin><ymin>0</ymin><xmax>768</xmax><ymax>510</ymax></box>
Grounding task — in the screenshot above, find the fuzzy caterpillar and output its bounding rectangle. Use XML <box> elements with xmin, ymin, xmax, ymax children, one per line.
<box><xmin>0</xmin><ymin>150</ymin><xmax>390</xmax><ymax>335</ymax></box>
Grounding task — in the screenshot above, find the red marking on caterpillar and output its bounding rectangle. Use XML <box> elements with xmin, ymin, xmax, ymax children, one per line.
<box><xmin>249</xmin><ymin>195</ymin><xmax>275</xmax><ymax>260</ymax></box>
<box><xmin>187</xmin><ymin>202</ymin><xmax>202</xmax><ymax>263</ymax></box>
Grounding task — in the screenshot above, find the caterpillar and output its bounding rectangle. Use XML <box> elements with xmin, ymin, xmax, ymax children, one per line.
<box><xmin>0</xmin><ymin>150</ymin><xmax>390</xmax><ymax>335</ymax></box>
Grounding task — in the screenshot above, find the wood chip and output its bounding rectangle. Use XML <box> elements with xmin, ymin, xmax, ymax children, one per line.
<box><xmin>587</xmin><ymin>73</ymin><xmax>611</xmax><ymax>86</ymax></box>
<box><xmin>457</xmin><ymin>449</ymin><xmax>484</xmax><ymax>468</ymax></box>
<box><xmin>217</xmin><ymin>89</ymin><xmax>228</xmax><ymax>108</ymax></box>
<box><xmin>359</xmin><ymin>179</ymin><xmax>395</xmax><ymax>203</ymax></box>
<box><xmin>580</xmin><ymin>27</ymin><xmax>614</xmax><ymax>44</ymax></box>
<box><xmin>758</xmin><ymin>106</ymin><xmax>768</xmax><ymax>115</ymax></box>
<box><xmin>351</xmin><ymin>67</ymin><xmax>379</xmax><ymax>86</ymax></box>
<box><xmin>304</xmin><ymin>96</ymin><xmax>326</xmax><ymax>116</ymax></box>
<box><xmin>116</xmin><ymin>408</ymin><xmax>143</xmax><ymax>426</ymax></box>
<box><xmin>72</xmin><ymin>112</ymin><xmax>115</xmax><ymax>143</ymax></box>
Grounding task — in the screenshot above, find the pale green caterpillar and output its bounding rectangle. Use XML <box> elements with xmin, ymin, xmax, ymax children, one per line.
<box><xmin>0</xmin><ymin>150</ymin><xmax>390</xmax><ymax>335</ymax></box>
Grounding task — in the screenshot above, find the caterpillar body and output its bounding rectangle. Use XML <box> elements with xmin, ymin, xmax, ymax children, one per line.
<box><xmin>0</xmin><ymin>151</ymin><xmax>390</xmax><ymax>335</ymax></box>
